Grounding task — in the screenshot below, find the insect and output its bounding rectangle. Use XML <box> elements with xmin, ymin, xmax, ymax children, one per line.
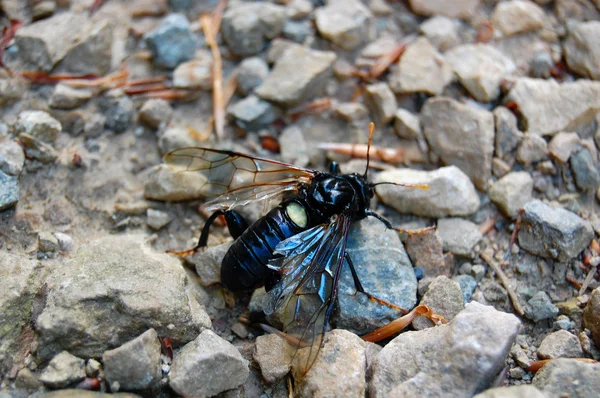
<box><xmin>164</xmin><ymin>123</ymin><xmax>430</xmax><ymax>372</ymax></box>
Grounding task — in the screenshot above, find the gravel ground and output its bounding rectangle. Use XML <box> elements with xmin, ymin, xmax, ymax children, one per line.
<box><xmin>1</xmin><ymin>0</ymin><xmax>600</xmax><ymax>397</ymax></box>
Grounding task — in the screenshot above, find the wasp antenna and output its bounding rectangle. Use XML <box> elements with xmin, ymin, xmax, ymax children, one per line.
<box><xmin>364</xmin><ymin>122</ymin><xmax>375</xmax><ymax>178</ymax></box>
<box><xmin>371</xmin><ymin>182</ymin><xmax>430</xmax><ymax>190</ymax></box>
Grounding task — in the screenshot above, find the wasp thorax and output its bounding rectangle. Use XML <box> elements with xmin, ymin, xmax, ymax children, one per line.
<box><xmin>285</xmin><ymin>201</ymin><xmax>308</xmax><ymax>228</ymax></box>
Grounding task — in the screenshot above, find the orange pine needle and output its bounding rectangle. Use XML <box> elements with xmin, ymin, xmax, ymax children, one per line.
<box><xmin>527</xmin><ymin>358</ymin><xmax>597</xmax><ymax>372</ymax></box>
<box><xmin>368</xmin><ymin>40</ymin><xmax>410</xmax><ymax>79</ymax></box>
<box><xmin>362</xmin><ymin>304</ymin><xmax>446</xmax><ymax>342</ymax></box>
<box><xmin>287</xmin><ymin>97</ymin><xmax>333</xmax><ymax>120</ymax></box>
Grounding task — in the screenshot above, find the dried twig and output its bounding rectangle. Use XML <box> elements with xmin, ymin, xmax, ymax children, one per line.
<box><xmin>479</xmin><ymin>218</ymin><xmax>497</xmax><ymax>235</ymax></box>
<box><xmin>368</xmin><ymin>36</ymin><xmax>415</xmax><ymax>79</ymax></box>
<box><xmin>481</xmin><ymin>252</ymin><xmax>525</xmax><ymax>316</ymax></box>
<box><xmin>89</xmin><ymin>0</ymin><xmax>104</xmax><ymax>15</ymax></box>
<box><xmin>19</xmin><ymin>71</ymin><xmax>99</xmax><ymax>84</ymax></box>
<box><xmin>0</xmin><ymin>20</ymin><xmax>23</xmax><ymax>70</ymax></box>
<box><xmin>318</xmin><ymin>142</ymin><xmax>405</xmax><ymax>165</ymax></box>
<box><xmin>142</xmin><ymin>89</ymin><xmax>192</xmax><ymax>100</ymax></box>
<box><xmin>124</xmin><ymin>82</ymin><xmax>170</xmax><ymax>95</ymax></box>
<box><xmin>362</xmin><ymin>304</ymin><xmax>447</xmax><ymax>342</ymax></box>
<box><xmin>287</xmin><ymin>97</ymin><xmax>333</xmax><ymax>121</ymax></box>
<box><xmin>115</xmin><ymin>76</ymin><xmax>167</xmax><ymax>88</ymax></box>
<box><xmin>201</xmin><ymin>72</ymin><xmax>238</xmax><ymax>140</ymax></box>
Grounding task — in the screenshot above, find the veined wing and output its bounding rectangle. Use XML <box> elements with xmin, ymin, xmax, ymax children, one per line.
<box><xmin>265</xmin><ymin>214</ymin><xmax>352</xmax><ymax>374</ymax></box>
<box><xmin>163</xmin><ymin>147</ymin><xmax>316</xmax><ymax>210</ymax></box>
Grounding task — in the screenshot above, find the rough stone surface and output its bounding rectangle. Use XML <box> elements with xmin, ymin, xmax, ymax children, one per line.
<box><xmin>405</xmin><ymin>228</ymin><xmax>448</xmax><ymax>278</ymax></box>
<box><xmin>474</xmin><ymin>385</ymin><xmax>546</xmax><ymax>398</ymax></box>
<box><xmin>228</xmin><ymin>95</ymin><xmax>281</xmax><ymax>132</ymax></box>
<box><xmin>236</xmin><ymin>57</ymin><xmax>269</xmax><ymax>96</ymax></box>
<box><xmin>445</xmin><ymin>44</ymin><xmax>515</xmax><ymax>102</ymax></box>
<box><xmin>35</xmin><ymin>235</ymin><xmax>211</xmax><ymax>360</ymax></box>
<box><xmin>314</xmin><ymin>0</ymin><xmax>373</xmax><ymax>51</ymax></box>
<box><xmin>516</xmin><ymin>133</ymin><xmax>548</xmax><ymax>165</ymax></box>
<box><xmin>564</xmin><ymin>21</ymin><xmax>600</xmax><ymax>80</ymax></box>
<box><xmin>256</xmin><ymin>46</ymin><xmax>336</xmax><ymax>107</ymax></box>
<box><xmin>532</xmin><ymin>359</ymin><xmax>600</xmax><ymax>398</ymax></box>
<box><xmin>494</xmin><ymin>106</ymin><xmax>523</xmax><ymax>161</ymax></box>
<box><xmin>39</xmin><ymin>351</ymin><xmax>86</xmax><ymax>389</ymax></box>
<box><xmin>139</xmin><ymin>99</ymin><xmax>173</xmax><ymax>129</ymax></box>
<box><xmin>146</xmin><ymin>208</ymin><xmax>172</xmax><ymax>231</ymax></box>
<box><xmin>388</xmin><ymin>37</ymin><xmax>452</xmax><ymax>96</ymax></box>
<box><xmin>99</xmin><ymin>95</ymin><xmax>135</xmax><ymax>134</ymax></box>
<box><xmin>437</xmin><ymin>218</ymin><xmax>483</xmax><ymax>257</ymax></box>
<box><xmin>222</xmin><ymin>2</ymin><xmax>286</xmax><ymax>57</ymax></box>
<box><xmin>279</xmin><ymin>125</ymin><xmax>309</xmax><ymax>167</ymax></box>
<box><xmin>172</xmin><ymin>55</ymin><xmax>213</xmax><ymax>90</ymax></box>
<box><xmin>537</xmin><ymin>330</ymin><xmax>584</xmax><ymax>359</ymax></box>
<box><xmin>0</xmin><ymin>170</ymin><xmax>19</xmax><ymax>211</ymax></box>
<box><xmin>374</xmin><ymin>166</ymin><xmax>480</xmax><ymax>217</ymax></box>
<box><xmin>413</xmin><ymin>276</ymin><xmax>465</xmax><ymax>330</ymax></box>
<box><xmin>518</xmin><ymin>200</ymin><xmax>594</xmax><ymax>262</ymax></box>
<box><xmin>505</xmin><ymin>78</ymin><xmax>600</xmax><ymax>136</ymax></box>
<box><xmin>294</xmin><ymin>330</ymin><xmax>366</xmax><ymax>398</ymax></box>
<box><xmin>421</xmin><ymin>97</ymin><xmax>495</xmax><ymax>190</ymax></box>
<box><xmin>393</xmin><ymin>109</ymin><xmax>421</xmax><ymax>140</ymax></box>
<box><xmin>364</xmin><ymin>83</ymin><xmax>397</xmax><ymax>125</ymax></box>
<box><xmin>548</xmin><ymin>132</ymin><xmax>581</xmax><ymax>163</ymax></box>
<box><xmin>488</xmin><ymin>172</ymin><xmax>533</xmax><ymax>219</ymax></box>
<box><xmin>570</xmin><ymin>147</ymin><xmax>600</xmax><ymax>191</ymax></box>
<box><xmin>453</xmin><ymin>275</ymin><xmax>478</xmax><ymax>303</ymax></box>
<box><xmin>583</xmin><ymin>288</ymin><xmax>600</xmax><ymax>348</ymax></box>
<box><xmin>254</xmin><ymin>334</ymin><xmax>292</xmax><ymax>384</ymax></box>
<box><xmin>408</xmin><ymin>0</ymin><xmax>479</xmax><ymax>19</ymax></box>
<box><xmin>525</xmin><ymin>291</ymin><xmax>559</xmax><ymax>322</ymax></box>
<box><xmin>169</xmin><ymin>330</ymin><xmax>249</xmax><ymax>397</ymax></box>
<box><xmin>491</xmin><ymin>1</ymin><xmax>546</xmax><ymax>36</ymax></box>
<box><xmin>157</xmin><ymin>126</ymin><xmax>205</xmax><ymax>155</ymax></box>
<box><xmin>103</xmin><ymin>329</ymin><xmax>162</xmax><ymax>391</ymax></box>
<box><xmin>14</xmin><ymin>110</ymin><xmax>62</xmax><ymax>144</ymax></box>
<box><xmin>186</xmin><ymin>242</ymin><xmax>231</xmax><ymax>287</ymax></box>
<box><xmin>144</xmin><ymin>164</ymin><xmax>207</xmax><ymax>201</ymax></box>
<box><xmin>369</xmin><ymin>302</ymin><xmax>521</xmax><ymax>397</ymax></box>
<box><xmin>0</xmin><ymin>137</ymin><xmax>25</xmax><ymax>176</ymax></box>
<box><xmin>420</xmin><ymin>16</ymin><xmax>459</xmax><ymax>52</ymax></box>
<box><xmin>337</xmin><ymin>218</ymin><xmax>417</xmax><ymax>334</ymax></box>
<box><xmin>49</xmin><ymin>84</ymin><xmax>92</xmax><ymax>110</ymax></box>
<box><xmin>144</xmin><ymin>13</ymin><xmax>197</xmax><ymax>69</ymax></box>
<box><xmin>18</xmin><ymin>133</ymin><xmax>58</xmax><ymax>163</ymax></box>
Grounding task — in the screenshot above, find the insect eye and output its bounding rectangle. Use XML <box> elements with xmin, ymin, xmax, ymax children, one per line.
<box><xmin>285</xmin><ymin>202</ymin><xmax>308</xmax><ymax>228</ymax></box>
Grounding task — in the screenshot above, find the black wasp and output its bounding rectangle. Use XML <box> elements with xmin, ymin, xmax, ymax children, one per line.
<box><xmin>164</xmin><ymin>124</ymin><xmax>426</xmax><ymax>372</ymax></box>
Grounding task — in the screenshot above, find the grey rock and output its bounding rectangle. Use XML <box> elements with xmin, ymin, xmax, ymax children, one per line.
<box><xmin>55</xmin><ymin>19</ymin><xmax>113</xmax><ymax>76</ymax></box>
<box><xmin>26</xmin><ymin>390</ymin><xmax>143</xmax><ymax>398</ymax></box>
<box><xmin>374</xmin><ymin>166</ymin><xmax>480</xmax><ymax>217</ymax></box>
<box><xmin>334</xmin><ymin>103</ymin><xmax>369</xmax><ymax>122</ymax></box>
<box><xmin>336</xmin><ymin>218</ymin><xmax>417</xmax><ymax>334</ymax></box>
<box><xmin>388</xmin><ymin>37</ymin><xmax>452</xmax><ymax>96</ymax></box>
<box><xmin>279</xmin><ymin>125</ymin><xmax>308</xmax><ymax>167</ymax></box>
<box><xmin>222</xmin><ymin>3</ymin><xmax>286</xmax><ymax>57</ymax></box>
<box><xmin>31</xmin><ymin>1</ymin><xmax>56</xmax><ymax>20</ymax></box>
<box><xmin>253</xmin><ymin>334</ymin><xmax>291</xmax><ymax>384</ymax></box>
<box><xmin>103</xmin><ymin>329</ymin><xmax>162</xmax><ymax>391</ymax></box>
<box><xmin>488</xmin><ymin>172</ymin><xmax>533</xmax><ymax>219</ymax></box>
<box><xmin>393</xmin><ymin>109</ymin><xmax>421</xmax><ymax>140</ymax></box>
<box><xmin>511</xmin><ymin>343</ymin><xmax>531</xmax><ymax>369</ymax></box>
<box><xmin>286</xmin><ymin>0</ymin><xmax>313</xmax><ymax>20</ymax></box>
<box><xmin>169</xmin><ymin>330</ymin><xmax>249</xmax><ymax>397</ymax></box>
<box><xmin>516</xmin><ymin>133</ymin><xmax>548</xmax><ymax>165</ymax></box>
<box><xmin>570</xmin><ymin>147</ymin><xmax>600</xmax><ymax>191</ymax></box>
<box><xmin>583</xmin><ymin>288</ymin><xmax>600</xmax><ymax>348</ymax></box>
<box><xmin>85</xmin><ymin>359</ymin><xmax>101</xmax><ymax>378</ymax></box>
<box><xmin>453</xmin><ymin>275</ymin><xmax>478</xmax><ymax>303</ymax></box>
<box><xmin>518</xmin><ymin>200</ymin><xmax>594</xmax><ymax>262</ymax></box>
<box><xmin>14</xmin><ymin>111</ymin><xmax>62</xmax><ymax>144</ymax></box>
<box><xmin>35</xmin><ymin>235</ymin><xmax>211</xmax><ymax>360</ymax></box>
<box><xmin>144</xmin><ymin>13</ymin><xmax>197</xmax><ymax>69</ymax></box>
<box><xmin>532</xmin><ymin>359</ymin><xmax>600</xmax><ymax>398</ymax></box>
<box><xmin>38</xmin><ymin>231</ymin><xmax>59</xmax><ymax>252</ymax></box>
<box><xmin>84</xmin><ymin>114</ymin><xmax>106</xmax><ymax>138</ymax></box>
<box><xmin>172</xmin><ymin>52</ymin><xmax>213</xmax><ymax>90</ymax></box>
<box><xmin>0</xmin><ymin>137</ymin><xmax>25</xmax><ymax>176</ymax></box>
<box><xmin>525</xmin><ymin>291</ymin><xmax>559</xmax><ymax>322</ymax></box>
<box><xmin>294</xmin><ymin>330</ymin><xmax>366</xmax><ymax>397</ymax></box>
<box><xmin>314</xmin><ymin>0</ymin><xmax>373</xmax><ymax>51</ymax></box>
<box><xmin>405</xmin><ymin>228</ymin><xmax>448</xmax><ymax>278</ymax></box>
<box><xmin>186</xmin><ymin>242</ymin><xmax>231</xmax><ymax>287</ymax></box>
<box><xmin>474</xmin><ymin>385</ymin><xmax>546</xmax><ymax>398</ymax></box>
<box><xmin>99</xmin><ymin>95</ymin><xmax>135</xmax><ymax>134</ymax></box>
<box><xmin>156</xmin><ymin>126</ymin><xmax>204</xmax><ymax>155</ymax></box>
<box><xmin>564</xmin><ymin>21</ymin><xmax>600</xmax><ymax>80</ymax></box>
<box><xmin>265</xmin><ymin>38</ymin><xmax>301</xmax><ymax>65</ymax></box>
<box><xmin>445</xmin><ymin>44</ymin><xmax>515</xmax><ymax>102</ymax></box>
<box><xmin>422</xmin><ymin>97</ymin><xmax>495</xmax><ymax>190</ymax></box>
<box><xmin>49</xmin><ymin>84</ymin><xmax>92</xmax><ymax>110</ymax></box>
<box><xmin>0</xmin><ymin>252</ymin><xmax>44</xmax><ymax>377</ymax></box>
<box><xmin>144</xmin><ymin>164</ymin><xmax>207</xmax><ymax>201</ymax></box>
<box><xmin>0</xmin><ymin>170</ymin><xmax>19</xmax><ymax>211</ymax></box>
<box><xmin>531</xmin><ymin>51</ymin><xmax>554</xmax><ymax>78</ymax></box>
<box><xmin>39</xmin><ymin>351</ymin><xmax>86</xmax><ymax>389</ymax></box>
<box><xmin>491</xmin><ymin>1</ymin><xmax>546</xmax><ymax>36</ymax></box>
<box><xmin>369</xmin><ymin>302</ymin><xmax>521</xmax><ymax>397</ymax></box>
<box><xmin>15</xmin><ymin>367</ymin><xmax>43</xmax><ymax>392</ymax></box>
<box><xmin>492</xmin><ymin>157</ymin><xmax>511</xmax><ymax>178</ymax></box>
<box><xmin>548</xmin><ymin>132</ymin><xmax>581</xmax><ymax>163</ymax></box>
<box><xmin>408</xmin><ymin>0</ymin><xmax>479</xmax><ymax>19</ymax></box>
<box><xmin>0</xmin><ymin>77</ymin><xmax>27</xmax><ymax>106</ymax></box>
<box><xmin>413</xmin><ymin>276</ymin><xmax>465</xmax><ymax>330</ymax></box>
<box><xmin>420</xmin><ymin>16</ymin><xmax>459</xmax><ymax>52</ymax></box>
<box><xmin>146</xmin><ymin>208</ymin><xmax>172</xmax><ymax>230</ymax></box>
<box><xmin>236</xmin><ymin>57</ymin><xmax>269</xmax><ymax>96</ymax></box>
<box><xmin>282</xmin><ymin>20</ymin><xmax>310</xmax><ymax>43</ymax></box>
<box><xmin>228</xmin><ymin>95</ymin><xmax>281</xmax><ymax>132</ymax></box>
<box><xmin>18</xmin><ymin>133</ymin><xmax>58</xmax><ymax>164</ymax></box>
<box><xmin>256</xmin><ymin>46</ymin><xmax>336</xmax><ymax>107</ymax></box>
<box><xmin>555</xmin><ymin>0</ymin><xmax>600</xmax><ymax>23</ymax></box>
<box><xmin>139</xmin><ymin>99</ymin><xmax>173</xmax><ymax>129</ymax></box>
<box><xmin>505</xmin><ymin>78</ymin><xmax>600</xmax><ymax>136</ymax></box>
<box><xmin>364</xmin><ymin>83</ymin><xmax>397</xmax><ymax>125</ymax></box>
<box><xmin>437</xmin><ymin>218</ymin><xmax>483</xmax><ymax>257</ymax></box>
<box><xmin>538</xmin><ymin>330</ymin><xmax>584</xmax><ymax>359</ymax></box>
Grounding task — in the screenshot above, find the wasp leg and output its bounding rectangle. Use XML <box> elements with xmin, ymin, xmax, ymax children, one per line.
<box><xmin>365</xmin><ymin>210</ymin><xmax>436</xmax><ymax>236</ymax></box>
<box><xmin>329</xmin><ymin>161</ymin><xmax>341</xmax><ymax>175</ymax></box>
<box><xmin>361</xmin><ymin>304</ymin><xmax>447</xmax><ymax>342</ymax></box>
<box><xmin>344</xmin><ymin>253</ymin><xmax>407</xmax><ymax>314</ymax></box>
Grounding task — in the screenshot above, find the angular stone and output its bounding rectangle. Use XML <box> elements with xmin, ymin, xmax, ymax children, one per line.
<box><xmin>453</xmin><ymin>275</ymin><xmax>478</xmax><ymax>303</ymax></box>
<box><xmin>144</xmin><ymin>164</ymin><xmax>207</xmax><ymax>201</ymax></box>
<box><xmin>488</xmin><ymin>172</ymin><xmax>533</xmax><ymax>219</ymax></box>
<box><xmin>474</xmin><ymin>385</ymin><xmax>546</xmax><ymax>398</ymax></box>
<box><xmin>14</xmin><ymin>110</ymin><xmax>62</xmax><ymax>144</ymax></box>
<box><xmin>156</xmin><ymin>126</ymin><xmax>204</xmax><ymax>155</ymax></box>
<box><xmin>494</xmin><ymin>106</ymin><xmax>523</xmax><ymax>161</ymax></box>
<box><xmin>538</xmin><ymin>330</ymin><xmax>584</xmax><ymax>359</ymax></box>
<box><xmin>222</xmin><ymin>3</ymin><xmax>286</xmax><ymax>57</ymax></box>
<box><xmin>405</xmin><ymin>228</ymin><xmax>448</xmax><ymax>278</ymax></box>
<box><xmin>49</xmin><ymin>84</ymin><xmax>93</xmax><ymax>110</ymax></box>
<box><xmin>236</xmin><ymin>57</ymin><xmax>269</xmax><ymax>96</ymax></box>
<box><xmin>139</xmin><ymin>99</ymin><xmax>173</xmax><ymax>129</ymax></box>
<box><xmin>228</xmin><ymin>95</ymin><xmax>281</xmax><ymax>131</ymax></box>
<box><xmin>0</xmin><ymin>137</ymin><xmax>25</xmax><ymax>176</ymax></box>
<box><xmin>518</xmin><ymin>200</ymin><xmax>594</xmax><ymax>262</ymax></box>
<box><xmin>254</xmin><ymin>334</ymin><xmax>291</xmax><ymax>384</ymax></box>
<box><xmin>445</xmin><ymin>44</ymin><xmax>515</xmax><ymax>102</ymax></box>
<box><xmin>39</xmin><ymin>351</ymin><xmax>86</xmax><ymax>389</ymax></box>
<box><xmin>256</xmin><ymin>46</ymin><xmax>336</xmax><ymax>107</ymax></box>
<box><xmin>374</xmin><ymin>166</ymin><xmax>480</xmax><ymax>217</ymax></box>
<box><xmin>437</xmin><ymin>218</ymin><xmax>483</xmax><ymax>257</ymax></box>
<box><xmin>103</xmin><ymin>329</ymin><xmax>162</xmax><ymax>391</ymax></box>
<box><xmin>388</xmin><ymin>37</ymin><xmax>452</xmax><ymax>96</ymax></box>
<box><xmin>393</xmin><ymin>109</ymin><xmax>421</xmax><ymax>140</ymax></box>
<box><xmin>570</xmin><ymin>147</ymin><xmax>600</xmax><ymax>191</ymax></box>
<box><xmin>144</xmin><ymin>13</ymin><xmax>197</xmax><ymax>69</ymax></box>
<box><xmin>532</xmin><ymin>359</ymin><xmax>600</xmax><ymax>398</ymax></box>
<box><xmin>420</xmin><ymin>16</ymin><xmax>459</xmax><ymax>52</ymax></box>
<box><xmin>583</xmin><ymin>288</ymin><xmax>600</xmax><ymax>348</ymax></box>
<box><xmin>18</xmin><ymin>133</ymin><xmax>58</xmax><ymax>164</ymax></box>
<box><xmin>55</xmin><ymin>19</ymin><xmax>113</xmax><ymax>76</ymax></box>
<box><xmin>364</xmin><ymin>83</ymin><xmax>397</xmax><ymax>125</ymax></box>
<box><xmin>491</xmin><ymin>0</ymin><xmax>546</xmax><ymax>37</ymax></box>
<box><xmin>35</xmin><ymin>235</ymin><xmax>211</xmax><ymax>360</ymax></box>
<box><xmin>548</xmin><ymin>132</ymin><xmax>581</xmax><ymax>163</ymax></box>
<box><xmin>516</xmin><ymin>133</ymin><xmax>548</xmax><ymax>165</ymax></box>
<box><xmin>169</xmin><ymin>330</ymin><xmax>249</xmax><ymax>397</ymax></box>
<box><xmin>38</xmin><ymin>231</ymin><xmax>59</xmax><ymax>252</ymax></box>
<box><xmin>564</xmin><ymin>21</ymin><xmax>600</xmax><ymax>80</ymax></box>
<box><xmin>337</xmin><ymin>218</ymin><xmax>417</xmax><ymax>333</ymax></box>
<box><xmin>279</xmin><ymin>125</ymin><xmax>308</xmax><ymax>167</ymax></box>
<box><xmin>0</xmin><ymin>77</ymin><xmax>27</xmax><ymax>106</ymax></box>
<box><xmin>186</xmin><ymin>242</ymin><xmax>231</xmax><ymax>287</ymax></box>
<box><xmin>413</xmin><ymin>276</ymin><xmax>465</xmax><ymax>330</ymax></box>
<box><xmin>555</xmin><ymin>0</ymin><xmax>600</xmax><ymax>22</ymax></box>
<box><xmin>408</xmin><ymin>0</ymin><xmax>479</xmax><ymax>19</ymax></box>
<box><xmin>505</xmin><ymin>78</ymin><xmax>600</xmax><ymax>136</ymax></box>
<box><xmin>369</xmin><ymin>302</ymin><xmax>521</xmax><ymax>397</ymax></box>
<box><xmin>0</xmin><ymin>170</ymin><xmax>19</xmax><ymax>211</ymax></box>
<box><xmin>282</xmin><ymin>20</ymin><xmax>311</xmax><ymax>43</ymax></box>
<box><xmin>146</xmin><ymin>208</ymin><xmax>172</xmax><ymax>230</ymax></box>
<box><xmin>99</xmin><ymin>95</ymin><xmax>135</xmax><ymax>134</ymax></box>
<box><xmin>172</xmin><ymin>54</ymin><xmax>213</xmax><ymax>90</ymax></box>
<box><xmin>314</xmin><ymin>0</ymin><xmax>373</xmax><ymax>51</ymax></box>
<box><xmin>335</xmin><ymin>103</ymin><xmax>369</xmax><ymax>122</ymax></box>
<box><xmin>525</xmin><ymin>291</ymin><xmax>559</xmax><ymax>322</ymax></box>
<box><xmin>422</xmin><ymin>97</ymin><xmax>495</xmax><ymax>190</ymax></box>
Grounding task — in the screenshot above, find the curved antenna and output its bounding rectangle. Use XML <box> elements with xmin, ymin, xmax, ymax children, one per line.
<box><xmin>371</xmin><ymin>182</ymin><xmax>430</xmax><ymax>190</ymax></box>
<box><xmin>364</xmin><ymin>122</ymin><xmax>375</xmax><ymax>178</ymax></box>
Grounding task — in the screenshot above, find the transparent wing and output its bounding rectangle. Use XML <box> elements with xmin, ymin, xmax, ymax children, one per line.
<box><xmin>265</xmin><ymin>215</ymin><xmax>352</xmax><ymax>374</ymax></box>
<box><xmin>163</xmin><ymin>147</ymin><xmax>316</xmax><ymax>210</ymax></box>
